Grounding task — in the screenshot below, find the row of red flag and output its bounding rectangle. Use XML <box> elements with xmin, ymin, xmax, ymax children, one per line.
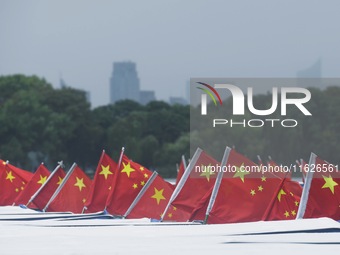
<box><xmin>0</xmin><ymin>147</ymin><xmax>338</xmax><ymax>223</ymax></box>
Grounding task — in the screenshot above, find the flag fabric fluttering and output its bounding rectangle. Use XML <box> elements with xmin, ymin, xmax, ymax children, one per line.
<box><xmin>29</xmin><ymin>166</ymin><xmax>66</xmax><ymax>211</ymax></box>
<box><xmin>267</xmin><ymin>158</ymin><xmax>292</xmax><ymax>180</ymax></box>
<box><xmin>126</xmin><ymin>173</ymin><xmax>188</xmax><ymax>221</ymax></box>
<box><xmin>0</xmin><ymin>160</ymin><xmax>33</xmax><ymax>205</ymax></box>
<box><xmin>198</xmin><ymin>148</ymin><xmax>287</xmax><ymax>224</ymax></box>
<box><xmin>161</xmin><ymin>148</ymin><xmax>219</xmax><ymax>222</ymax></box>
<box><xmin>83</xmin><ymin>151</ymin><xmax>117</xmax><ymax>213</ymax></box>
<box><xmin>13</xmin><ymin>163</ymin><xmax>50</xmax><ymax>207</ymax></box>
<box><xmin>262</xmin><ymin>176</ymin><xmax>302</xmax><ymax>221</ymax></box>
<box><xmin>297</xmin><ymin>153</ymin><xmax>340</xmax><ymax>220</ymax></box>
<box><xmin>46</xmin><ymin>165</ymin><xmax>92</xmax><ymax>213</ymax></box>
<box><xmin>105</xmin><ymin>154</ymin><xmax>153</xmax><ymax>216</ymax></box>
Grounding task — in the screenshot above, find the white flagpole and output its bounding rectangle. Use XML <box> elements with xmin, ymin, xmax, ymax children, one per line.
<box><xmin>123</xmin><ymin>171</ymin><xmax>158</xmax><ymax>219</ymax></box>
<box><xmin>182</xmin><ymin>155</ymin><xmax>187</xmax><ymax>170</ymax></box>
<box><xmin>257</xmin><ymin>155</ymin><xmax>262</xmax><ymax>164</ymax></box>
<box><xmin>296</xmin><ymin>152</ymin><xmax>317</xmax><ymax>219</ymax></box>
<box><xmin>26</xmin><ymin>161</ymin><xmax>64</xmax><ymax>207</ymax></box>
<box><xmin>42</xmin><ymin>163</ymin><xmax>77</xmax><ymax>212</ymax></box>
<box><xmin>116</xmin><ymin>147</ymin><xmax>125</xmax><ymax>172</ymax></box>
<box><xmin>203</xmin><ymin>146</ymin><xmax>231</xmax><ymax>224</ymax></box>
<box><xmin>160</xmin><ymin>147</ymin><xmax>203</xmax><ymax>222</ymax></box>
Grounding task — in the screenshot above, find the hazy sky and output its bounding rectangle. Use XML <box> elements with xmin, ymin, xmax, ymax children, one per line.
<box><xmin>1</xmin><ymin>0</ymin><xmax>339</xmax><ymax>107</ymax></box>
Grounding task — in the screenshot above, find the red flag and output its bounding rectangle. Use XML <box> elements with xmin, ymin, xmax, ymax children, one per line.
<box><xmin>267</xmin><ymin>159</ymin><xmax>292</xmax><ymax>180</ymax></box>
<box><xmin>127</xmin><ymin>174</ymin><xmax>189</xmax><ymax>221</ymax></box>
<box><xmin>0</xmin><ymin>160</ymin><xmax>33</xmax><ymax>205</ymax></box>
<box><xmin>171</xmin><ymin>150</ymin><xmax>219</xmax><ymax>217</ymax></box>
<box><xmin>204</xmin><ymin>149</ymin><xmax>283</xmax><ymax>224</ymax></box>
<box><xmin>47</xmin><ymin>165</ymin><xmax>92</xmax><ymax>213</ymax></box>
<box><xmin>31</xmin><ymin>167</ymin><xmax>66</xmax><ymax>210</ymax></box>
<box><xmin>105</xmin><ymin>155</ymin><xmax>153</xmax><ymax>216</ymax></box>
<box><xmin>14</xmin><ymin>163</ymin><xmax>50</xmax><ymax>207</ymax></box>
<box><xmin>303</xmin><ymin>156</ymin><xmax>340</xmax><ymax>220</ymax></box>
<box><xmin>262</xmin><ymin>178</ymin><xmax>302</xmax><ymax>220</ymax></box>
<box><xmin>84</xmin><ymin>151</ymin><xmax>117</xmax><ymax>213</ymax></box>
<box><xmin>189</xmin><ymin>185</ymin><xmax>213</xmax><ymax>222</ymax></box>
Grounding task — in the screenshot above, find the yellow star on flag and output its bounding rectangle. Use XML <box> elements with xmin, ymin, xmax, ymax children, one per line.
<box><xmin>121</xmin><ymin>162</ymin><xmax>135</xmax><ymax>177</ymax></box>
<box><xmin>277</xmin><ymin>189</ymin><xmax>286</xmax><ymax>202</ymax></box>
<box><xmin>291</xmin><ymin>210</ymin><xmax>296</xmax><ymax>216</ymax></box>
<box><xmin>199</xmin><ymin>164</ymin><xmax>216</xmax><ymax>182</ymax></box>
<box><xmin>57</xmin><ymin>176</ymin><xmax>63</xmax><ymax>185</ymax></box>
<box><xmin>151</xmin><ymin>188</ymin><xmax>166</xmax><ymax>205</ymax></box>
<box><xmin>140</xmin><ymin>181</ymin><xmax>145</xmax><ymax>186</ymax></box>
<box><xmin>261</xmin><ymin>176</ymin><xmax>266</xmax><ymax>182</ymax></box>
<box><xmin>168</xmin><ymin>213</ymin><xmax>173</xmax><ymax>218</ymax></box>
<box><xmin>140</xmin><ymin>166</ymin><xmax>144</xmax><ymax>171</ymax></box>
<box><xmin>144</xmin><ymin>173</ymin><xmax>149</xmax><ymax>179</ymax></box>
<box><xmin>250</xmin><ymin>189</ymin><xmax>256</xmax><ymax>196</ymax></box>
<box><xmin>322</xmin><ymin>175</ymin><xmax>338</xmax><ymax>194</ymax></box>
<box><xmin>74</xmin><ymin>177</ymin><xmax>86</xmax><ymax>191</ymax></box>
<box><xmin>132</xmin><ymin>183</ymin><xmax>138</xmax><ymax>189</ymax></box>
<box><xmin>6</xmin><ymin>171</ymin><xmax>15</xmax><ymax>183</ymax></box>
<box><xmin>233</xmin><ymin>163</ymin><xmax>250</xmax><ymax>183</ymax></box>
<box><xmin>294</xmin><ymin>201</ymin><xmax>299</xmax><ymax>207</ymax></box>
<box><xmin>37</xmin><ymin>175</ymin><xmax>47</xmax><ymax>185</ymax></box>
<box><xmin>99</xmin><ymin>164</ymin><xmax>113</xmax><ymax>180</ymax></box>
<box><xmin>284</xmin><ymin>211</ymin><xmax>290</xmax><ymax>218</ymax></box>
<box><xmin>258</xmin><ymin>185</ymin><xmax>263</xmax><ymax>192</ymax></box>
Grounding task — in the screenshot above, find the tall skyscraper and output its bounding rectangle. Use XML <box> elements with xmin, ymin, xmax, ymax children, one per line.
<box><xmin>110</xmin><ymin>61</ymin><xmax>140</xmax><ymax>104</ymax></box>
<box><xmin>297</xmin><ymin>58</ymin><xmax>322</xmax><ymax>88</ymax></box>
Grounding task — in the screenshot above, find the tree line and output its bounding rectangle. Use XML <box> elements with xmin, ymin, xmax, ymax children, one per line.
<box><xmin>0</xmin><ymin>75</ymin><xmax>338</xmax><ymax>177</ymax></box>
<box><xmin>0</xmin><ymin>75</ymin><xmax>189</xmax><ymax>177</ymax></box>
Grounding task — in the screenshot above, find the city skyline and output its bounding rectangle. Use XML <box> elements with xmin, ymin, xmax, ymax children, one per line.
<box><xmin>1</xmin><ymin>0</ymin><xmax>340</xmax><ymax>107</ymax></box>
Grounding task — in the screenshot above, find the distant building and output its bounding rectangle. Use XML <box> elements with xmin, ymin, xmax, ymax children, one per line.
<box><xmin>297</xmin><ymin>58</ymin><xmax>322</xmax><ymax>78</ymax></box>
<box><xmin>169</xmin><ymin>96</ymin><xmax>188</xmax><ymax>105</ymax></box>
<box><xmin>140</xmin><ymin>90</ymin><xmax>156</xmax><ymax>105</ymax></box>
<box><xmin>59</xmin><ymin>78</ymin><xmax>91</xmax><ymax>104</ymax></box>
<box><xmin>110</xmin><ymin>61</ymin><xmax>140</xmax><ymax>104</ymax></box>
<box><xmin>60</xmin><ymin>78</ymin><xmax>67</xmax><ymax>88</ymax></box>
<box><xmin>297</xmin><ymin>58</ymin><xmax>322</xmax><ymax>88</ymax></box>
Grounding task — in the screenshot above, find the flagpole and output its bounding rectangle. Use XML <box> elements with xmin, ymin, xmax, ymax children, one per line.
<box><xmin>104</xmin><ymin>147</ymin><xmax>125</xmax><ymax>211</ymax></box>
<box><xmin>203</xmin><ymin>146</ymin><xmax>231</xmax><ymax>224</ymax></box>
<box><xmin>296</xmin><ymin>152</ymin><xmax>317</xmax><ymax>219</ymax></box>
<box><xmin>182</xmin><ymin>155</ymin><xmax>187</xmax><ymax>170</ymax></box>
<box><xmin>26</xmin><ymin>161</ymin><xmax>63</xmax><ymax>207</ymax></box>
<box><xmin>42</xmin><ymin>163</ymin><xmax>77</xmax><ymax>212</ymax></box>
<box><xmin>257</xmin><ymin>155</ymin><xmax>262</xmax><ymax>165</ymax></box>
<box><xmin>160</xmin><ymin>147</ymin><xmax>202</xmax><ymax>222</ymax></box>
<box><xmin>123</xmin><ymin>171</ymin><xmax>158</xmax><ymax>219</ymax></box>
